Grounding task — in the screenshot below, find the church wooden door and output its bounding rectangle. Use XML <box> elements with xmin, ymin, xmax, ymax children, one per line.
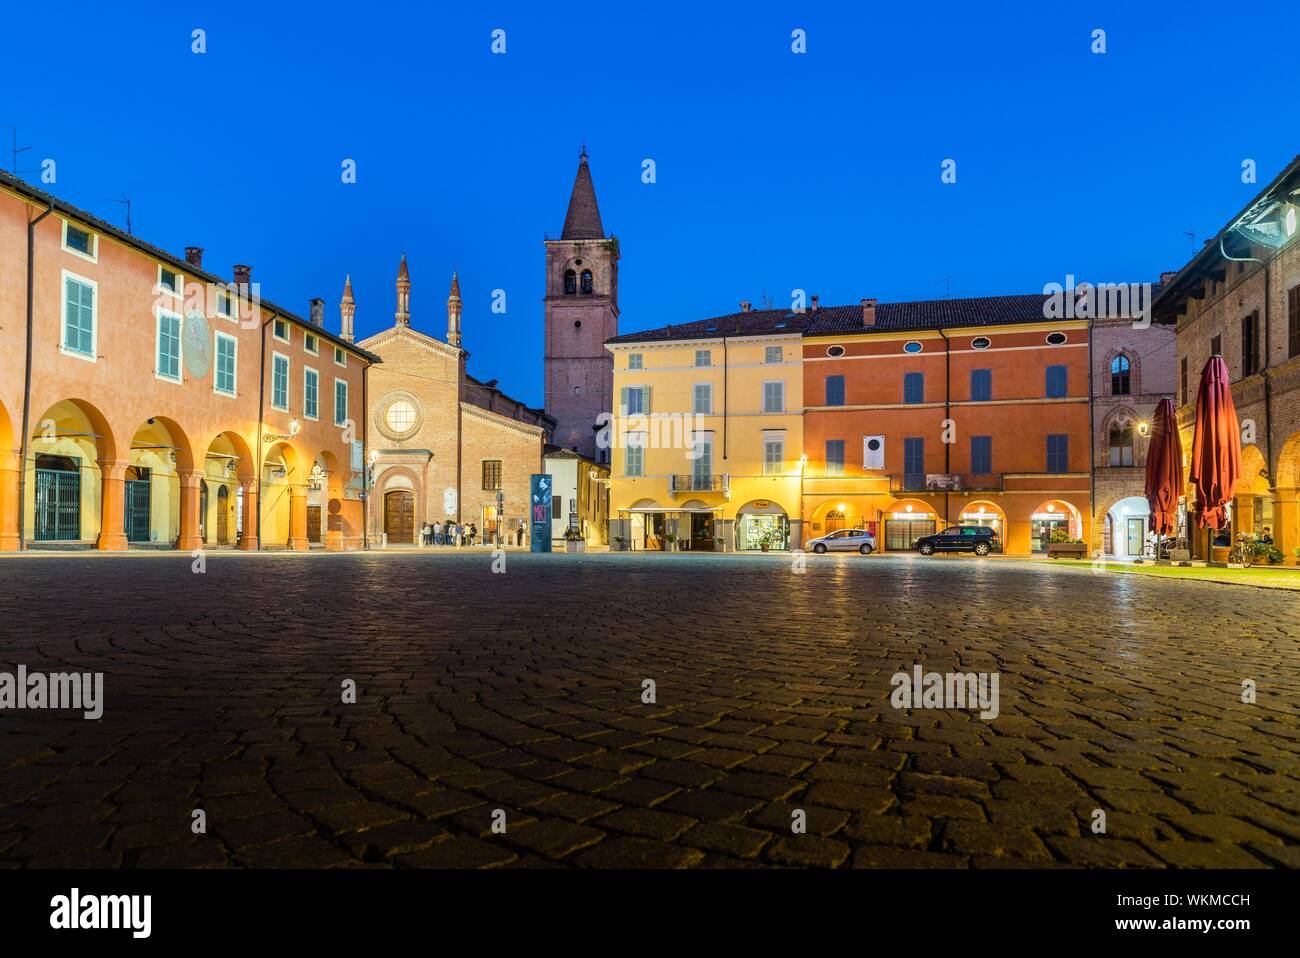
<box><xmin>384</xmin><ymin>490</ymin><xmax>414</xmax><ymax>543</ymax></box>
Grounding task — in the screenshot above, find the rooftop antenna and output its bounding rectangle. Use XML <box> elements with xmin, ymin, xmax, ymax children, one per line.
<box><xmin>105</xmin><ymin>196</ymin><xmax>132</xmax><ymax>234</ymax></box>
<box><xmin>933</xmin><ymin>275</ymin><xmax>961</xmax><ymax>298</ymax></box>
<box><xmin>3</xmin><ymin>125</ymin><xmax>33</xmax><ymax>175</ymax></box>
<box><xmin>1183</xmin><ymin>231</ymin><xmax>1196</xmax><ymax>256</ymax></box>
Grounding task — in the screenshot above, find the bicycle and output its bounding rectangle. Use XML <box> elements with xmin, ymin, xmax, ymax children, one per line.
<box><xmin>1229</xmin><ymin>532</ymin><xmax>1257</xmax><ymax>567</ymax></box>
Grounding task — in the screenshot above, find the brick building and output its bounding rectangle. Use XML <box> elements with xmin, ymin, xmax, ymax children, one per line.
<box><xmin>544</xmin><ymin>149</ymin><xmax>618</xmax><ymax>462</ymax></box>
<box><xmin>1154</xmin><ymin>156</ymin><xmax>1300</xmax><ymax>563</ymax></box>
<box><xmin>0</xmin><ymin>170</ymin><xmax>376</xmax><ymax>552</ymax></box>
<box><xmin>359</xmin><ymin>260</ymin><xmax>554</xmax><ymax>545</ymax></box>
<box><xmin>1090</xmin><ymin>302</ymin><xmax>1176</xmax><ymax>557</ymax></box>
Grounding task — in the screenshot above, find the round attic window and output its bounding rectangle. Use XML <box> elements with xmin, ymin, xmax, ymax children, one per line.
<box><xmin>1046</xmin><ymin>332</ymin><xmax>1068</xmax><ymax>345</ymax></box>
<box><xmin>971</xmin><ymin>336</ymin><xmax>991</xmax><ymax>349</ymax></box>
<box><xmin>826</xmin><ymin>345</ymin><xmax>845</xmax><ymax>357</ymax></box>
<box><xmin>903</xmin><ymin>341</ymin><xmax>923</xmax><ymax>354</ymax></box>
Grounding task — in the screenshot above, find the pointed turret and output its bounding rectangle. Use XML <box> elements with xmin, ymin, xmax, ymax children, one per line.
<box><xmin>340</xmin><ymin>274</ymin><xmax>356</xmax><ymax>342</ymax></box>
<box><xmin>395</xmin><ymin>254</ymin><xmax>411</xmax><ymax>327</ymax></box>
<box><xmin>447</xmin><ymin>271</ymin><xmax>463</xmax><ymax>347</ymax></box>
<box><xmin>561</xmin><ymin>147</ymin><xmax>605</xmax><ymax>240</ymax></box>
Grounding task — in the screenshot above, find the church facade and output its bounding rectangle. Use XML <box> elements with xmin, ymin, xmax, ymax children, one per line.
<box><xmin>543</xmin><ymin>150</ymin><xmax>618</xmax><ymax>462</ymax></box>
<box><xmin>359</xmin><ymin>259</ymin><xmax>554</xmax><ymax>545</ymax></box>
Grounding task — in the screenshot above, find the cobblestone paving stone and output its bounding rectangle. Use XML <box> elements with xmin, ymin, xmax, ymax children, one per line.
<box><xmin>0</xmin><ymin>551</ymin><xmax>1297</xmax><ymax>869</ymax></box>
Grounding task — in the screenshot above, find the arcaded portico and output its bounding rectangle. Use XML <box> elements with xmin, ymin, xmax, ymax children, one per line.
<box><xmin>0</xmin><ymin>171</ymin><xmax>377</xmax><ymax>552</ymax></box>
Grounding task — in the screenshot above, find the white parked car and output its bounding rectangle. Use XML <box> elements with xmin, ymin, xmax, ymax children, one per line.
<box><xmin>807</xmin><ymin>529</ymin><xmax>876</xmax><ymax>555</ymax></box>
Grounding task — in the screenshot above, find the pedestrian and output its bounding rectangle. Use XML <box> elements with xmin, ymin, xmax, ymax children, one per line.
<box><xmin>469</xmin><ymin>523</ymin><xmax>478</xmax><ymax>546</ymax></box>
<box><xmin>1260</xmin><ymin>526</ymin><xmax>1274</xmax><ymax>545</ymax></box>
<box><xmin>515</xmin><ymin>524</ymin><xmax>523</xmax><ymax>547</ymax></box>
<box><xmin>456</xmin><ymin>522</ymin><xmax>464</xmax><ymax>546</ymax></box>
<box><xmin>433</xmin><ymin>522</ymin><xmax>443</xmax><ymax>546</ymax></box>
<box><xmin>421</xmin><ymin>522</ymin><xmax>431</xmax><ymax>547</ymax></box>
<box><xmin>444</xmin><ymin>520</ymin><xmax>453</xmax><ymax>545</ymax></box>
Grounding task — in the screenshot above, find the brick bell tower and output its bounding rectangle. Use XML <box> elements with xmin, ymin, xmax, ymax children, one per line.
<box><xmin>544</xmin><ymin>147</ymin><xmax>618</xmax><ymax>461</ymax></box>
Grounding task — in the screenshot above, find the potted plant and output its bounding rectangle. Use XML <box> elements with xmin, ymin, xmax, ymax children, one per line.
<box><xmin>1253</xmin><ymin>542</ymin><xmax>1284</xmax><ymax>565</ymax></box>
<box><xmin>563</xmin><ymin>528</ymin><xmax>586</xmax><ymax>553</ymax></box>
<box><xmin>613</xmin><ymin>534</ymin><xmax>626</xmax><ymax>552</ymax></box>
<box><xmin>715</xmin><ymin>535</ymin><xmax>728</xmax><ymax>554</ymax></box>
<box><xmin>1045</xmin><ymin>528</ymin><xmax>1087</xmax><ymax>559</ymax></box>
<box><xmin>757</xmin><ymin>527</ymin><xmax>782</xmax><ymax>552</ymax></box>
<box><xmin>664</xmin><ymin>531</ymin><xmax>677</xmax><ymax>552</ymax></box>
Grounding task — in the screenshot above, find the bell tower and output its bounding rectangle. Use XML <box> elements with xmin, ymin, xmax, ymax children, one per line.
<box><xmin>544</xmin><ymin>148</ymin><xmax>618</xmax><ymax>461</ymax></box>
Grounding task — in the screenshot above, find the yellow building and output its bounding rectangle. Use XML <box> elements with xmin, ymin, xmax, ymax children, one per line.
<box><xmin>604</xmin><ymin>311</ymin><xmax>803</xmax><ymax>550</ymax></box>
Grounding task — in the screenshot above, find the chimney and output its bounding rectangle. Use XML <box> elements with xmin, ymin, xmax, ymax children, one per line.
<box><xmin>185</xmin><ymin>247</ymin><xmax>204</xmax><ymax>269</ymax></box>
<box><xmin>309</xmin><ymin>297</ymin><xmax>324</xmax><ymax>327</ymax></box>
<box><xmin>740</xmin><ymin>301</ymin><xmax>752</xmax><ymax>312</ymax></box>
<box><xmin>1159</xmin><ymin>271</ymin><xmax>1178</xmax><ymax>287</ymax></box>
<box><xmin>233</xmin><ymin>264</ymin><xmax>251</xmax><ymax>289</ymax></box>
<box><xmin>810</xmin><ymin>295</ymin><xmax>819</xmax><ymax>312</ymax></box>
<box><xmin>861</xmin><ymin>297</ymin><xmax>877</xmax><ymax>328</ymax></box>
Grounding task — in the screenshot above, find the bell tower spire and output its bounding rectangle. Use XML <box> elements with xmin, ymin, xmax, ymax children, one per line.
<box><xmin>395</xmin><ymin>254</ymin><xmax>411</xmax><ymax>327</ymax></box>
<box><xmin>543</xmin><ymin>148</ymin><xmax>619</xmax><ymax>461</ymax></box>
<box><xmin>340</xmin><ymin>273</ymin><xmax>355</xmax><ymax>342</ymax></box>
<box><xmin>447</xmin><ymin>271</ymin><xmax>462</xmax><ymax>347</ymax></box>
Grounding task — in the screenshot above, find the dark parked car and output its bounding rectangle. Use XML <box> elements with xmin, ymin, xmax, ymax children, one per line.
<box><xmin>914</xmin><ymin>525</ymin><xmax>999</xmax><ymax>557</ymax></box>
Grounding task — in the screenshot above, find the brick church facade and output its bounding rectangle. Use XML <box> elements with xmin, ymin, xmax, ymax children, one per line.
<box><xmin>544</xmin><ymin>150</ymin><xmax>618</xmax><ymax>462</ymax></box>
<box><xmin>359</xmin><ymin>258</ymin><xmax>553</xmax><ymax>545</ymax></box>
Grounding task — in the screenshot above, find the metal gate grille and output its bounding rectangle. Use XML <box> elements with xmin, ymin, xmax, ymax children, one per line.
<box><xmin>34</xmin><ymin>468</ymin><xmax>81</xmax><ymax>541</ymax></box>
<box><xmin>885</xmin><ymin>518</ymin><xmax>935</xmax><ymax>551</ymax></box>
<box><xmin>125</xmin><ymin>480</ymin><xmax>151</xmax><ymax>543</ymax></box>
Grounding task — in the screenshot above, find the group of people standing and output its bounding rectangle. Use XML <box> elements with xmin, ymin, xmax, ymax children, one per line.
<box><xmin>422</xmin><ymin>520</ymin><xmax>477</xmax><ymax>547</ymax></box>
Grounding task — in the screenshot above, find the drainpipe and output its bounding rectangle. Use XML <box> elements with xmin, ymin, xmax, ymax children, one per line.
<box><xmin>362</xmin><ymin>357</ymin><xmax>370</xmax><ymax>550</ymax></box>
<box><xmin>1263</xmin><ymin>262</ymin><xmax>1273</xmax><ymax>481</ymax></box>
<box><xmin>254</xmin><ymin>308</ymin><xmax>278</xmax><ymax>550</ymax></box>
<box><xmin>939</xmin><ymin>328</ymin><xmax>951</xmax><ymax>525</ymax></box>
<box><xmin>17</xmin><ymin>201</ymin><xmax>55</xmax><ymax>550</ymax></box>
<box><xmin>1087</xmin><ymin>314</ymin><xmax>1095</xmax><ymax>547</ymax></box>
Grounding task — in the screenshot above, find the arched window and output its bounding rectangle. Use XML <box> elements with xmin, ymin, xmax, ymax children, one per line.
<box><xmin>1110</xmin><ymin>354</ymin><xmax>1131</xmax><ymax>395</ymax></box>
<box><xmin>580</xmin><ymin>270</ymin><xmax>593</xmax><ymax>294</ymax></box>
<box><xmin>1108</xmin><ymin>422</ymin><xmax>1135</xmax><ymax>467</ymax></box>
<box><xmin>563</xmin><ymin>270</ymin><xmax>576</xmax><ymax>295</ymax></box>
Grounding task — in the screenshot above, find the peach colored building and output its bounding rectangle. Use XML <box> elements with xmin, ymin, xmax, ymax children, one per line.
<box><xmin>801</xmin><ymin>298</ymin><xmax>1092</xmax><ymax>556</ymax></box>
<box><xmin>0</xmin><ymin>171</ymin><xmax>378</xmax><ymax>552</ymax></box>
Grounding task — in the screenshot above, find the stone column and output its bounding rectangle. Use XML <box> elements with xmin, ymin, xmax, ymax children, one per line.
<box><xmin>787</xmin><ymin>517</ymin><xmax>803</xmax><ymax>551</ymax></box>
<box><xmin>289</xmin><ymin>484</ymin><xmax>310</xmax><ymax>551</ymax></box>
<box><xmin>0</xmin><ymin>448</ymin><xmax>20</xmax><ymax>550</ymax></box>
<box><xmin>176</xmin><ymin>470</ymin><xmax>203</xmax><ymax>551</ymax></box>
<box><xmin>1273</xmin><ymin>488</ymin><xmax>1299</xmax><ymax>565</ymax></box>
<box><xmin>1233</xmin><ymin>495</ymin><xmax>1255</xmax><ymax>544</ymax></box>
<box><xmin>97</xmin><ymin>459</ymin><xmax>129</xmax><ymax>551</ymax></box>
<box><xmin>239</xmin><ymin>479</ymin><xmax>259</xmax><ymax>551</ymax></box>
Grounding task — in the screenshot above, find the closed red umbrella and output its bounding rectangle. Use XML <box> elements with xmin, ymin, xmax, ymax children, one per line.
<box><xmin>1144</xmin><ymin>398</ymin><xmax>1182</xmax><ymax>540</ymax></box>
<box><xmin>1188</xmin><ymin>355</ymin><xmax>1240</xmax><ymax>556</ymax></box>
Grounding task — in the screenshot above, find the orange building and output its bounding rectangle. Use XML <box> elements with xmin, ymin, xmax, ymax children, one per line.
<box><xmin>0</xmin><ymin>171</ymin><xmax>378</xmax><ymax>552</ymax></box>
<box><xmin>800</xmin><ymin>296</ymin><xmax>1092</xmax><ymax>555</ymax></box>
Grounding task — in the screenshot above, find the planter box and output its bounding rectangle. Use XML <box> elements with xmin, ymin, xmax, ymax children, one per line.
<box><xmin>1046</xmin><ymin>542</ymin><xmax>1087</xmax><ymax>559</ymax></box>
<box><xmin>564</xmin><ymin>540</ymin><xmax>586</xmax><ymax>553</ymax></box>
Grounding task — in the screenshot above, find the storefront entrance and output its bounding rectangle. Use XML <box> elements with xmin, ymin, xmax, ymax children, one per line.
<box><xmin>1030</xmin><ymin>517</ymin><xmax>1067</xmax><ymax>553</ymax></box>
<box><xmin>738</xmin><ymin>513</ymin><xmax>788</xmax><ymax>550</ymax></box>
<box><xmin>686</xmin><ymin>512</ymin><xmax>715</xmax><ymax>550</ymax></box>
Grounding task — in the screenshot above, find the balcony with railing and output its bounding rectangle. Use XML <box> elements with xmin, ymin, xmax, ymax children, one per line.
<box><xmin>670</xmin><ymin>474</ymin><xmax>730</xmax><ymax>496</ymax></box>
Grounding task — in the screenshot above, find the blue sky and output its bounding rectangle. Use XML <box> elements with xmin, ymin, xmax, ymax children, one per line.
<box><xmin>3</xmin><ymin>1</ymin><xmax>1294</xmax><ymax>406</ymax></box>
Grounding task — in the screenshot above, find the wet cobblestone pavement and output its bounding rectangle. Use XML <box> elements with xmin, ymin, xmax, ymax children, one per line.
<box><xmin>0</xmin><ymin>551</ymin><xmax>1296</xmax><ymax>868</ymax></box>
